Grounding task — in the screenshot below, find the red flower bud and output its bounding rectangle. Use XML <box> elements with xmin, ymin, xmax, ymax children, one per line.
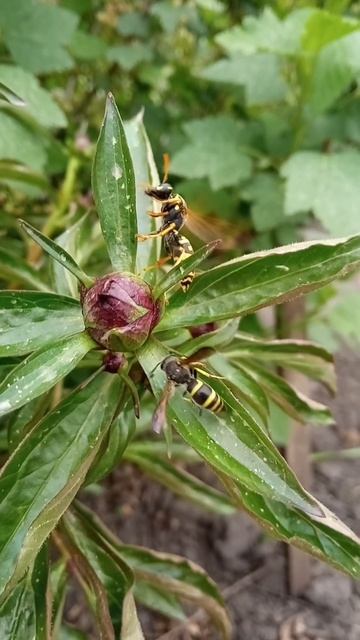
<box><xmin>81</xmin><ymin>273</ymin><xmax>163</xmax><ymax>352</ymax></box>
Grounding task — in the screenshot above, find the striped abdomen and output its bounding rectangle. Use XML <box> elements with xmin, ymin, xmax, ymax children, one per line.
<box><xmin>168</xmin><ymin>234</ymin><xmax>195</xmax><ymax>292</ymax></box>
<box><xmin>186</xmin><ymin>378</ymin><xmax>223</xmax><ymax>413</ymax></box>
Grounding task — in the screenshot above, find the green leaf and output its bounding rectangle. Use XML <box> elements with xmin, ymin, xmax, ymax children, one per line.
<box><xmin>0</xmin><ymin>543</ymin><xmax>50</xmax><ymax>638</ymax></box>
<box><xmin>92</xmin><ymin>93</ymin><xmax>137</xmax><ymax>273</ymax></box>
<box><xmin>120</xmin><ymin>545</ymin><xmax>229</xmax><ymax>639</ymax></box>
<box><xmin>0</xmin><ymin>248</ymin><xmax>49</xmax><ymax>292</ymax></box>
<box><xmin>208</xmin><ymin>354</ymin><xmax>270</xmax><ymax>426</ymax></box>
<box><xmin>8</xmin><ymin>394</ymin><xmax>50</xmax><ymax>452</ymax></box>
<box><xmin>0</xmin><ymin>0</ymin><xmax>78</xmax><ymax>74</ymax></box>
<box><xmin>0</xmin><ymin>81</ymin><xmax>25</xmax><ymax>107</ymax></box>
<box><xmin>124</xmin><ymin>111</ymin><xmax>160</xmax><ymax>275</ymax></box>
<box><xmin>86</xmin><ymin>407</ymin><xmax>135</xmax><ymax>486</ymax></box>
<box><xmin>19</xmin><ymin>220</ymin><xmax>94</xmax><ymax>288</ymax></box>
<box><xmin>140</xmin><ymin>340</ymin><xmax>360</xmax><ymax>580</ymax></box>
<box><xmin>159</xmin><ymin>236</ymin><xmax>360</xmax><ymax>330</ymax></box>
<box><xmin>200</xmin><ymin>53</ymin><xmax>288</xmax><ymax>106</ymax></box>
<box><xmin>0</xmin><ymin>161</ymin><xmax>48</xmax><ymax>190</ymax></box>
<box><xmin>0</xmin><ymin>66</ymin><xmax>66</xmax><ymax>128</ymax></box>
<box><xmin>0</xmin><ymin>291</ymin><xmax>84</xmax><ymax>357</ymax></box>
<box><xmin>225</xmin><ymin>334</ymin><xmax>336</xmax><ymax>391</ymax></box>
<box><xmin>69</xmin><ymin>31</ymin><xmax>107</xmax><ymax>61</ymax></box>
<box><xmin>301</xmin><ymin>10</ymin><xmax>359</xmax><ymax>55</ymax></box>
<box><xmin>50</xmin><ymin>560</ymin><xmax>68</xmax><ymax>639</ymax></box>
<box><xmin>127</xmin><ymin>441</ymin><xmax>199</xmax><ymax>464</ymax></box>
<box><xmin>216</xmin><ymin>7</ymin><xmax>312</xmax><ymax>55</ymax></box>
<box><xmin>154</xmin><ymin>240</ymin><xmax>221</xmax><ymax>299</ymax></box>
<box><xmin>135</xmin><ymin>580</ymin><xmax>185</xmax><ymax>620</ymax></box>
<box><xmin>282</xmin><ymin>151</ymin><xmax>360</xmax><ymax>235</ymax></box>
<box><xmin>32</xmin><ymin>544</ymin><xmax>51</xmax><ymax>640</ymax></box>
<box><xmin>171</xmin><ymin>116</ymin><xmax>252</xmax><ymax>190</ymax></box>
<box><xmin>244</xmin><ymin>173</ymin><xmax>285</xmax><ymax>232</ymax></box>
<box><xmin>63</xmin><ymin>511</ymin><xmax>135</xmax><ymax>638</ymax></box>
<box><xmin>0</xmin><ymin>333</ymin><xmax>94</xmax><ymax>418</ymax></box>
<box><xmin>51</xmin><ymin>214</ymin><xmax>101</xmax><ymax>297</ymax></box>
<box><xmin>138</xmin><ymin>339</ymin><xmax>326</xmax><ymax>517</ymax></box>
<box><xmin>179</xmin><ymin>319</ymin><xmax>238</xmax><ymax>356</ymax></box>
<box><xmin>0</xmin><ymin>112</ymin><xmax>46</xmax><ymax>171</ymax></box>
<box><xmin>322</xmin><ymin>291</ymin><xmax>360</xmax><ymax>345</ymax></box>
<box><xmin>125</xmin><ymin>449</ymin><xmax>235</xmax><ymax>514</ymax></box>
<box><xmin>312</xmin><ymin>447</ymin><xmax>360</xmax><ymax>462</ymax></box>
<box><xmin>0</xmin><ymin>575</ymin><xmax>35</xmax><ymax>637</ymax></box>
<box><xmin>308</xmin><ymin>32</ymin><xmax>360</xmax><ymax>111</ymax></box>
<box><xmin>107</xmin><ymin>43</ymin><xmax>153</xmax><ymax>71</ymax></box>
<box><xmin>237</xmin><ymin>360</ymin><xmax>333</xmax><ymax>425</ymax></box>
<box><xmin>221</xmin><ymin>475</ymin><xmax>360</xmax><ymax>580</ymax></box>
<box><xmin>117</xmin><ymin>12</ymin><xmax>150</xmax><ymax>38</ymax></box>
<box><xmin>0</xmin><ymin>371</ymin><xmax>122</xmax><ymax>598</ymax></box>
<box><xmin>74</xmin><ymin>502</ymin><xmax>230</xmax><ymax>640</ymax></box>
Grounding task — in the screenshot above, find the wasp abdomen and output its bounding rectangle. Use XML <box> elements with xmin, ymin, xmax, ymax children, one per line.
<box><xmin>187</xmin><ymin>378</ymin><xmax>223</xmax><ymax>413</ymax></box>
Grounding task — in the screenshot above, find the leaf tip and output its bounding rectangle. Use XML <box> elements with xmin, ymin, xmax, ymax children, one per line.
<box><xmin>106</xmin><ymin>91</ymin><xmax>116</xmax><ymax>111</ymax></box>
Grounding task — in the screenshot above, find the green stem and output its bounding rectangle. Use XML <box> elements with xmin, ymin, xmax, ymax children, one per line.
<box><xmin>43</xmin><ymin>155</ymin><xmax>80</xmax><ymax>237</ymax></box>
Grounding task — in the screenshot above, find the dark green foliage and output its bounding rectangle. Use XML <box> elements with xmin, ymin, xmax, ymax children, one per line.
<box><xmin>1</xmin><ymin>2</ymin><xmax>360</xmax><ymax>637</ymax></box>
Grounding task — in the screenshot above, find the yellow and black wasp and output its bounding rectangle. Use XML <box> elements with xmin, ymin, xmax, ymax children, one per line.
<box><xmin>136</xmin><ymin>154</ymin><xmax>244</xmax><ymax>291</ymax></box>
<box><xmin>152</xmin><ymin>352</ymin><xmax>224</xmax><ymax>434</ymax></box>
<box><xmin>137</xmin><ymin>155</ymin><xmax>195</xmax><ymax>291</ymax></box>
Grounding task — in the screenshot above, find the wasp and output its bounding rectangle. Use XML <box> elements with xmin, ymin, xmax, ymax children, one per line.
<box><xmin>137</xmin><ymin>154</ymin><xmax>195</xmax><ymax>290</ymax></box>
<box><xmin>152</xmin><ymin>352</ymin><xmax>224</xmax><ymax>434</ymax></box>
<box><xmin>136</xmin><ymin>154</ymin><xmax>188</xmax><ymax>243</ymax></box>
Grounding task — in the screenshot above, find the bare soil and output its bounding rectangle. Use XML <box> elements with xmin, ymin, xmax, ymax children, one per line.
<box><xmin>67</xmin><ymin>346</ymin><xmax>360</xmax><ymax>639</ymax></box>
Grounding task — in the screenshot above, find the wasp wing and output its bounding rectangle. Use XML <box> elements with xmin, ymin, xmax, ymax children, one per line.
<box><xmin>152</xmin><ymin>381</ymin><xmax>175</xmax><ymax>434</ymax></box>
<box><xmin>185</xmin><ymin>209</ymin><xmax>250</xmax><ymax>251</ymax></box>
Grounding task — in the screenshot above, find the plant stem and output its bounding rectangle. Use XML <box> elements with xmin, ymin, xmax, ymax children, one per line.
<box><xmin>27</xmin><ymin>155</ymin><xmax>80</xmax><ymax>264</ymax></box>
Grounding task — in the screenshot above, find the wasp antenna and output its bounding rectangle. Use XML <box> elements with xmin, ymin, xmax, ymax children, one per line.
<box><xmin>162</xmin><ymin>152</ymin><xmax>171</xmax><ymax>183</ymax></box>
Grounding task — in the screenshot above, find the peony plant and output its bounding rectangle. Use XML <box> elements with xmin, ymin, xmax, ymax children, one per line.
<box><xmin>0</xmin><ymin>94</ymin><xmax>360</xmax><ymax>638</ymax></box>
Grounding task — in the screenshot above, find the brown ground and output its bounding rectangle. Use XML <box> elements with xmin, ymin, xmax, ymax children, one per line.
<box><xmin>67</xmin><ymin>346</ymin><xmax>360</xmax><ymax>640</ymax></box>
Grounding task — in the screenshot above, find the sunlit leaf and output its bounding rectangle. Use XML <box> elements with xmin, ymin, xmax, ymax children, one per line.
<box><xmin>20</xmin><ymin>220</ymin><xmax>94</xmax><ymax>289</ymax></box>
<box><xmin>125</xmin><ymin>448</ymin><xmax>235</xmax><ymax>514</ymax></box>
<box><xmin>225</xmin><ymin>334</ymin><xmax>336</xmax><ymax>391</ymax></box>
<box><xmin>124</xmin><ymin>111</ymin><xmax>160</xmax><ymax>277</ymax></box>
<box><xmin>0</xmin><ymin>291</ymin><xmax>84</xmax><ymax>357</ymax></box>
<box><xmin>74</xmin><ymin>502</ymin><xmax>229</xmax><ymax>639</ymax></box>
<box><xmin>237</xmin><ymin>360</ymin><xmax>333</xmax><ymax>424</ymax></box>
<box><xmin>159</xmin><ymin>236</ymin><xmax>360</xmax><ymax>329</ymax></box>
<box><xmin>154</xmin><ymin>240</ymin><xmax>221</xmax><ymax>299</ymax></box>
<box><xmin>0</xmin><ymin>371</ymin><xmax>122</xmax><ymax>598</ymax></box>
<box><xmin>0</xmin><ymin>65</ymin><xmax>66</xmax><ymax>128</ymax></box>
<box><xmin>0</xmin><ymin>333</ymin><xmax>94</xmax><ymax>418</ymax></box>
<box><xmin>221</xmin><ymin>475</ymin><xmax>360</xmax><ymax>579</ymax></box>
<box><xmin>138</xmin><ymin>339</ymin><xmax>323</xmax><ymax>517</ymax></box>
<box><xmin>92</xmin><ymin>93</ymin><xmax>137</xmax><ymax>273</ymax></box>
<box><xmin>0</xmin><ymin>0</ymin><xmax>78</xmax><ymax>74</ymax></box>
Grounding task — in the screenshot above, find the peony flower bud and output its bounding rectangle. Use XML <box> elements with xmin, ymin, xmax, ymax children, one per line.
<box><xmin>81</xmin><ymin>273</ymin><xmax>163</xmax><ymax>352</ymax></box>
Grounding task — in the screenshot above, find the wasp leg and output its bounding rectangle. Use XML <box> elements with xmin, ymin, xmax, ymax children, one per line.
<box><xmin>143</xmin><ymin>256</ymin><xmax>171</xmax><ymax>272</ymax></box>
<box><xmin>147</xmin><ymin>211</ymin><xmax>168</xmax><ymax>218</ymax></box>
<box><xmin>136</xmin><ymin>223</ymin><xmax>177</xmax><ymax>242</ymax></box>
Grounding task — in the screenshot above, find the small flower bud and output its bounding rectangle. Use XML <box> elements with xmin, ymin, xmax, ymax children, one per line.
<box><xmin>103</xmin><ymin>352</ymin><xmax>128</xmax><ymax>374</ymax></box>
<box><xmin>81</xmin><ymin>273</ymin><xmax>163</xmax><ymax>352</ymax></box>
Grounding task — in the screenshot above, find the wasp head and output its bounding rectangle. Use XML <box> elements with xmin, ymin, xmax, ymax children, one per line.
<box><xmin>145</xmin><ymin>182</ymin><xmax>173</xmax><ymax>201</ymax></box>
<box><xmin>161</xmin><ymin>356</ymin><xmax>191</xmax><ymax>384</ymax></box>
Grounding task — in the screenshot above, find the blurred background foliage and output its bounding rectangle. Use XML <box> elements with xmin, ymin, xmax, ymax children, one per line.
<box><xmin>1</xmin><ymin>0</ymin><xmax>360</xmax><ymax>349</ymax></box>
